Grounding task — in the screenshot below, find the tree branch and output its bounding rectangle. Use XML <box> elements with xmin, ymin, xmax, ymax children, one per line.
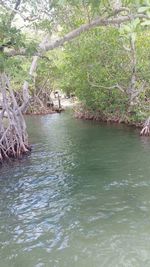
<box><xmin>14</xmin><ymin>0</ymin><xmax>21</xmax><ymax>11</ymax></box>
<box><xmin>0</xmin><ymin>0</ymin><xmax>39</xmax><ymax>22</ymax></box>
<box><xmin>87</xmin><ymin>72</ymin><xmax>125</xmax><ymax>92</ymax></box>
<box><xmin>43</xmin><ymin>14</ymin><xmax>150</xmax><ymax>52</ymax></box>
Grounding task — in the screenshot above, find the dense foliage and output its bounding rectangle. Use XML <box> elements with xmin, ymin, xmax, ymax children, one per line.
<box><xmin>49</xmin><ymin>25</ymin><xmax>150</xmax><ymax>122</ymax></box>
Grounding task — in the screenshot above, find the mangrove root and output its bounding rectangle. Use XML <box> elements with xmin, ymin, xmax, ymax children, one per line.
<box><xmin>140</xmin><ymin>117</ymin><xmax>150</xmax><ymax>136</ymax></box>
<box><xmin>0</xmin><ymin>72</ymin><xmax>31</xmax><ymax>163</ymax></box>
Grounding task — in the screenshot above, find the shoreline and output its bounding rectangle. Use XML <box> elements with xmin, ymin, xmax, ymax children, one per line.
<box><xmin>23</xmin><ymin>100</ymin><xmax>147</xmax><ymax>133</ymax></box>
<box><xmin>74</xmin><ymin>106</ymin><xmax>144</xmax><ymax>130</ymax></box>
<box><xmin>24</xmin><ymin>98</ymin><xmax>78</xmax><ymax>116</ymax></box>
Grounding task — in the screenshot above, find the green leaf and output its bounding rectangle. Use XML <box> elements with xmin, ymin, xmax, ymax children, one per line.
<box><xmin>138</xmin><ymin>6</ymin><xmax>150</xmax><ymax>13</ymax></box>
<box><xmin>132</xmin><ymin>18</ymin><xmax>140</xmax><ymax>29</ymax></box>
<box><xmin>146</xmin><ymin>10</ymin><xmax>150</xmax><ymax>17</ymax></box>
<box><xmin>122</xmin><ymin>25</ymin><xmax>131</xmax><ymax>33</ymax></box>
<box><xmin>141</xmin><ymin>20</ymin><xmax>150</xmax><ymax>26</ymax></box>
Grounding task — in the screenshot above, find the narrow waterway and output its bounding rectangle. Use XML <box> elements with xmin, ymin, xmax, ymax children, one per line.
<box><xmin>1</xmin><ymin>111</ymin><xmax>150</xmax><ymax>267</ymax></box>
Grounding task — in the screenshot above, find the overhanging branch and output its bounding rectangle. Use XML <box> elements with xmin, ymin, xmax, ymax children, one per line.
<box><xmin>43</xmin><ymin>14</ymin><xmax>150</xmax><ymax>52</ymax></box>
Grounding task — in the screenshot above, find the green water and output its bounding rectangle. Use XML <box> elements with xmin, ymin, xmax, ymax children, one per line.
<box><xmin>1</xmin><ymin>111</ymin><xmax>150</xmax><ymax>267</ymax></box>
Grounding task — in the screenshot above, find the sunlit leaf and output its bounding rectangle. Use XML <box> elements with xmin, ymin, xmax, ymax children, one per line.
<box><xmin>138</xmin><ymin>6</ymin><xmax>150</xmax><ymax>13</ymax></box>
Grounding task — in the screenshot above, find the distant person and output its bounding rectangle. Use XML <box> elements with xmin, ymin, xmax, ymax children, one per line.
<box><xmin>54</xmin><ymin>91</ymin><xmax>59</xmax><ymax>98</ymax></box>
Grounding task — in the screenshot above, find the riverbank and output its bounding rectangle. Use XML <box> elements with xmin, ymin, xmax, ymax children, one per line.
<box><xmin>25</xmin><ymin>97</ymin><xmax>148</xmax><ymax>134</ymax></box>
<box><xmin>25</xmin><ymin>97</ymin><xmax>78</xmax><ymax>115</ymax></box>
<box><xmin>74</xmin><ymin>105</ymin><xmax>145</xmax><ymax>130</ymax></box>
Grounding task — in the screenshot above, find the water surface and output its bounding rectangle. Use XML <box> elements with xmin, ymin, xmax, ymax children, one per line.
<box><xmin>1</xmin><ymin>111</ymin><xmax>150</xmax><ymax>267</ymax></box>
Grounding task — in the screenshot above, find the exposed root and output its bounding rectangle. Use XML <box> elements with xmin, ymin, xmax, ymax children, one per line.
<box><xmin>140</xmin><ymin>126</ymin><xmax>150</xmax><ymax>136</ymax></box>
<box><xmin>140</xmin><ymin>117</ymin><xmax>150</xmax><ymax>136</ymax></box>
<box><xmin>0</xmin><ymin>72</ymin><xmax>31</xmax><ymax>163</ymax></box>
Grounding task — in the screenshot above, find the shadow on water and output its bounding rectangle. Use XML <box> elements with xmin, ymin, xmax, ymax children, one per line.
<box><xmin>1</xmin><ymin>111</ymin><xmax>150</xmax><ymax>266</ymax></box>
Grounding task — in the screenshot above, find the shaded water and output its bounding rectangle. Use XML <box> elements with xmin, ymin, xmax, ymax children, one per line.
<box><xmin>1</xmin><ymin>111</ymin><xmax>150</xmax><ymax>267</ymax></box>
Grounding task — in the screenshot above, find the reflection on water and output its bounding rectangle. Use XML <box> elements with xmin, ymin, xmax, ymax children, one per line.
<box><xmin>1</xmin><ymin>111</ymin><xmax>150</xmax><ymax>267</ymax></box>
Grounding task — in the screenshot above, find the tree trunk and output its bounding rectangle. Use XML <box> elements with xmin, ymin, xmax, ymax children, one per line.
<box><xmin>126</xmin><ymin>35</ymin><xmax>137</xmax><ymax>108</ymax></box>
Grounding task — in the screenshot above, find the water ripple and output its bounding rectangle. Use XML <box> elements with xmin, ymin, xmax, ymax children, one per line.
<box><xmin>1</xmin><ymin>113</ymin><xmax>150</xmax><ymax>266</ymax></box>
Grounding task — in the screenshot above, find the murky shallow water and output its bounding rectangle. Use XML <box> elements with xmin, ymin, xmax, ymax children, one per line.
<box><xmin>1</xmin><ymin>111</ymin><xmax>150</xmax><ymax>267</ymax></box>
